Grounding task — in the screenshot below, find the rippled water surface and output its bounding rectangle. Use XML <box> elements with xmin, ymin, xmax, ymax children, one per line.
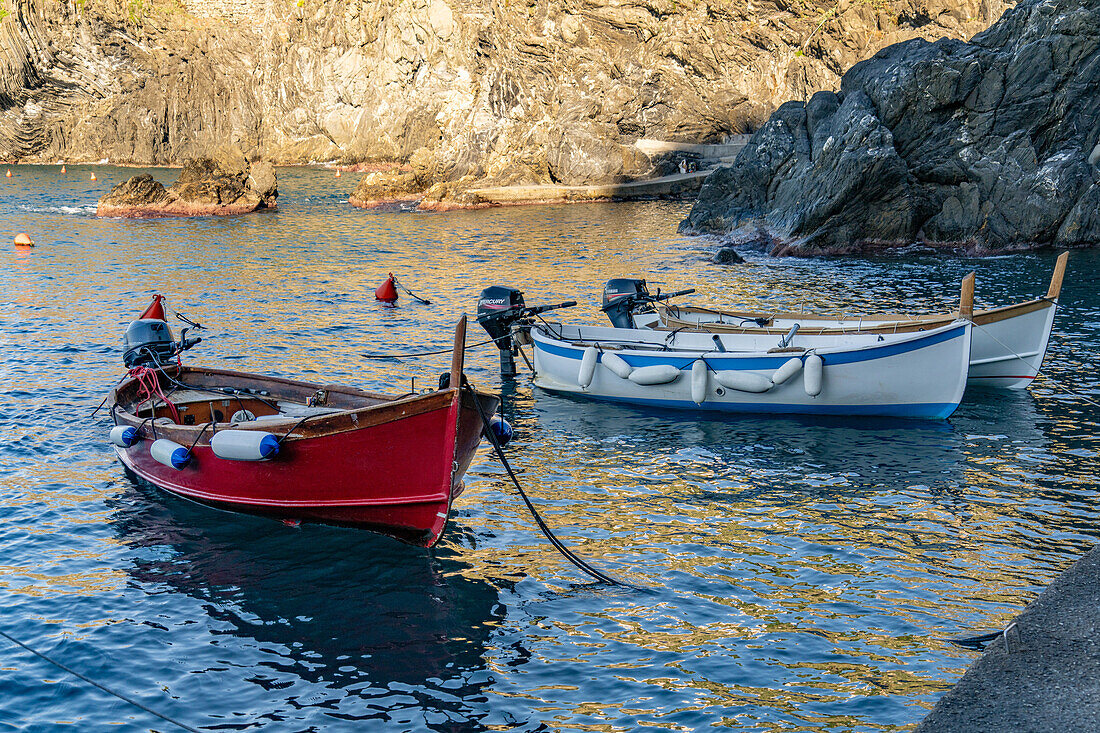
<box><xmin>1</xmin><ymin>165</ymin><xmax>1097</xmax><ymax>731</ymax></box>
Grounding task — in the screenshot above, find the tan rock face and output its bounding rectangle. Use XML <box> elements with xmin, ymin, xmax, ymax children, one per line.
<box><xmin>96</xmin><ymin>150</ymin><xmax>278</xmax><ymax>216</ymax></box>
<box><xmin>3</xmin><ymin>0</ymin><xmax>1011</xmax><ymax>203</ymax></box>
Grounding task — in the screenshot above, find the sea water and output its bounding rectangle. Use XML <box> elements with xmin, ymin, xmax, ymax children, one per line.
<box><xmin>0</xmin><ymin>165</ymin><xmax>1096</xmax><ymax>731</ymax></box>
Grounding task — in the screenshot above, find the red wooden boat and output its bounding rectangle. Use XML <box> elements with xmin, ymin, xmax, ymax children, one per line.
<box><xmin>107</xmin><ymin>311</ymin><xmax>498</xmax><ymax>547</ymax></box>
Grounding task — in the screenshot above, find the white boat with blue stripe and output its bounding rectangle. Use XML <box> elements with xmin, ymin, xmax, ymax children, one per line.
<box><xmin>530</xmin><ymin>320</ymin><xmax>973</xmax><ymax>419</ymax></box>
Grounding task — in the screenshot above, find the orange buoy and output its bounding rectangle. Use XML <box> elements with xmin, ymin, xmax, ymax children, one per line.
<box><xmin>375</xmin><ymin>274</ymin><xmax>399</xmax><ymax>303</ymax></box>
<box><xmin>5</xmin><ymin>170</ymin><xmax>10</xmax><ymax>178</ymax></box>
<box><xmin>335</xmin><ymin>169</ymin><xmax>341</xmax><ymax>177</ymax></box>
<box><xmin>90</xmin><ymin>172</ymin><xmax>97</xmax><ymax>181</ymax></box>
<box><xmin>139</xmin><ymin>294</ymin><xmax>167</xmax><ymax>320</ymax></box>
<box><xmin>14</xmin><ymin>233</ymin><xmax>34</xmax><ymax>247</ymax></box>
<box><xmin>61</xmin><ymin>164</ymin><xmax>67</xmax><ymax>173</ymax></box>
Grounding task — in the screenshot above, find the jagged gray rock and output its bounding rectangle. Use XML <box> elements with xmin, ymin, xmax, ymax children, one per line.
<box><xmin>1</xmin><ymin>0</ymin><xmax>1011</xmax><ymax>209</ymax></box>
<box><xmin>713</xmin><ymin>246</ymin><xmax>745</xmax><ymax>264</ymax></box>
<box><xmin>681</xmin><ymin>0</ymin><xmax>1100</xmax><ymax>254</ymax></box>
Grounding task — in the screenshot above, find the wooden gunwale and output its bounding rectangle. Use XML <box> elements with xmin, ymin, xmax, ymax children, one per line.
<box><xmin>660</xmin><ymin>297</ymin><xmax>1053</xmax><ymax>335</ymax></box>
<box><xmin>109</xmin><ymin>365</ymin><xmax>487</xmax><ymax>445</ymax></box>
<box><xmin>659</xmin><ymin>251</ymin><xmax>1067</xmax><ymax>335</ymax></box>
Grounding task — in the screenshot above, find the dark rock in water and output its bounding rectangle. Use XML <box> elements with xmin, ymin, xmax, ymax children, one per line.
<box><xmin>98</xmin><ymin>175</ymin><xmax>172</xmax><ymax>211</ymax></box>
<box><xmin>713</xmin><ymin>247</ymin><xmax>745</xmax><ymax>264</ymax></box>
<box><xmin>681</xmin><ymin>0</ymin><xmax>1100</xmax><ymax>255</ymax></box>
<box><xmin>97</xmin><ymin>146</ymin><xmax>277</xmax><ymax>217</ymax></box>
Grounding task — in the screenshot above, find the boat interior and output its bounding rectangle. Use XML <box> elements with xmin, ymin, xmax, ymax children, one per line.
<box><xmin>118</xmin><ymin>368</ymin><xmax>398</xmax><ymax>427</ymax></box>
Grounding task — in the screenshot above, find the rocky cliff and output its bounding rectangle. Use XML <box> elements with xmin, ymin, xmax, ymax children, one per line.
<box><xmin>681</xmin><ymin>0</ymin><xmax>1100</xmax><ymax>254</ymax></box>
<box><xmin>1</xmin><ymin>0</ymin><xmax>1009</xmax><ymax>200</ymax></box>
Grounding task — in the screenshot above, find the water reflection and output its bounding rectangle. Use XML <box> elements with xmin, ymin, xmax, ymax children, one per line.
<box><xmin>1</xmin><ymin>166</ymin><xmax>1097</xmax><ymax>732</ymax></box>
<box><xmin>108</xmin><ymin>482</ymin><xmax>506</xmax><ymax>691</ymax></box>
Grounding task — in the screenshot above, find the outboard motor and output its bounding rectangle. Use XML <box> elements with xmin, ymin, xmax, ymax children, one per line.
<box><xmin>601</xmin><ymin>279</ymin><xmax>697</xmax><ymax>328</ymax></box>
<box><xmin>123</xmin><ymin>319</ymin><xmax>177</xmax><ymax>367</ymax></box>
<box><xmin>477</xmin><ymin>286</ymin><xmax>528</xmax><ymax>377</ymax></box>
<box><xmin>602</xmin><ymin>278</ymin><xmax>653</xmax><ymax>329</ymax></box>
<box><xmin>476</xmin><ymin>286</ymin><xmax>577</xmax><ymax>377</ymax></box>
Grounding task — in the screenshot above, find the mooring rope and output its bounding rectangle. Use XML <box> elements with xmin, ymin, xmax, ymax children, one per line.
<box><xmin>0</xmin><ymin>627</ymin><xmax>203</xmax><ymax>733</ymax></box>
<box><xmin>463</xmin><ymin>378</ymin><xmax>637</xmax><ymax>588</ymax></box>
<box><xmin>392</xmin><ymin>275</ymin><xmax>432</xmax><ymax>305</ymax></box>
<box><xmin>974</xmin><ymin>323</ymin><xmax>1100</xmax><ymax>409</ymax></box>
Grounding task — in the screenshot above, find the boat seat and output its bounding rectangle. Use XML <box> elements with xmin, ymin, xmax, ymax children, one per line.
<box><xmin>274</xmin><ymin>402</ymin><xmax>343</xmax><ymax>418</ymax></box>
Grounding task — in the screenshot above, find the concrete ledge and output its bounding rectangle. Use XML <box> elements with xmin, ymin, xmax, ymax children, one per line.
<box><xmin>634</xmin><ymin>137</ymin><xmax>750</xmax><ymax>159</ymax></box>
<box><xmin>464</xmin><ymin>171</ymin><xmax>711</xmax><ymax>206</ymax></box>
<box><xmin>917</xmin><ymin>544</ymin><xmax>1100</xmax><ymax>732</ymax></box>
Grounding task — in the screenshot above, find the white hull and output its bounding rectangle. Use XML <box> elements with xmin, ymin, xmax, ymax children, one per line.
<box><xmin>660</xmin><ymin>300</ymin><xmax>1056</xmax><ymax>391</ymax></box>
<box><xmin>656</xmin><ymin>253</ymin><xmax>1067</xmax><ymax>391</ymax></box>
<box><xmin>967</xmin><ymin>302</ymin><xmax>1057</xmax><ymax>389</ymax></box>
<box><xmin>531</xmin><ymin>321</ymin><xmax>972</xmax><ymax>419</ymax></box>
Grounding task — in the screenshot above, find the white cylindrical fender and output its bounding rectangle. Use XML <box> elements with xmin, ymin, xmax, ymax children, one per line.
<box><xmin>628</xmin><ymin>365</ymin><xmax>682</xmax><ymax>385</ymax></box>
<box><xmin>601</xmin><ymin>351</ymin><xmax>633</xmax><ymax>379</ymax></box>
<box><xmin>804</xmin><ymin>353</ymin><xmax>823</xmax><ymax>396</ymax></box>
<box><xmin>578</xmin><ymin>347</ymin><xmax>598</xmax><ymax>388</ymax></box>
<box><xmin>771</xmin><ymin>357</ymin><xmax>803</xmax><ymax>385</ymax></box>
<box><xmin>150</xmin><ymin>439</ymin><xmax>191</xmax><ymax>470</ymax></box>
<box><xmin>691</xmin><ymin>360</ymin><xmax>708</xmax><ymax>404</ymax></box>
<box><xmin>714</xmin><ymin>371</ymin><xmax>773</xmax><ymax>393</ymax></box>
<box><xmin>211</xmin><ymin>430</ymin><xmax>281</xmax><ymax>461</ymax></box>
<box><xmin>109</xmin><ymin>425</ymin><xmax>140</xmax><ymax>447</ymax></box>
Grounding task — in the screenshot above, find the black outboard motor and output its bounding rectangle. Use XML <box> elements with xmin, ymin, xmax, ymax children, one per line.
<box><xmin>477</xmin><ymin>286</ymin><xmax>528</xmax><ymax>377</ymax></box>
<box><xmin>601</xmin><ymin>278</ymin><xmax>697</xmax><ymax>328</ymax></box>
<box><xmin>123</xmin><ymin>319</ymin><xmax>177</xmax><ymax>367</ymax></box>
<box><xmin>476</xmin><ymin>286</ymin><xmax>577</xmax><ymax>377</ymax></box>
<box><xmin>602</xmin><ymin>278</ymin><xmax>653</xmax><ymax>329</ymax></box>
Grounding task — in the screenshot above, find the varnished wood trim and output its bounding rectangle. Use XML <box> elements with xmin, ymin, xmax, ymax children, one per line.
<box><xmin>1047</xmin><ymin>251</ymin><xmax>1069</xmax><ymax>300</ymax></box>
<box><xmin>109</xmin><ymin>365</ymin><xmax>497</xmax><ymax>447</ymax></box>
<box><xmin>451</xmin><ymin>315</ymin><xmax>467</xmax><ymax>387</ymax></box>
<box><xmin>958</xmin><ymin>272</ymin><xmax>975</xmax><ymax>320</ymax></box>
<box><xmin>660</xmin><ymin>298</ymin><xmax>1053</xmax><ymax>334</ymax></box>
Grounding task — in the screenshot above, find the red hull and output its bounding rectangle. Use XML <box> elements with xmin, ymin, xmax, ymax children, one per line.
<box><xmin>110</xmin><ymin>368</ymin><xmax>495</xmax><ymax>547</ymax></box>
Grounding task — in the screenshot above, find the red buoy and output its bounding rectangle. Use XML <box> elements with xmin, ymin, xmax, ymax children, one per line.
<box><xmin>375</xmin><ymin>274</ymin><xmax>398</xmax><ymax>303</ymax></box>
<box><xmin>140</xmin><ymin>294</ymin><xmax>167</xmax><ymax>320</ymax></box>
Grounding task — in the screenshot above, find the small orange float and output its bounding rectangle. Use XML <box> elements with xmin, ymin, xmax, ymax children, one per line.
<box><xmin>90</xmin><ymin>172</ymin><xmax>97</xmax><ymax>181</ymax></box>
<box><xmin>61</xmin><ymin>164</ymin><xmax>67</xmax><ymax>173</ymax></box>
<box><xmin>14</xmin><ymin>233</ymin><xmax>34</xmax><ymax>247</ymax></box>
<box><xmin>5</xmin><ymin>170</ymin><xmax>10</xmax><ymax>178</ymax></box>
<box><xmin>375</xmin><ymin>274</ymin><xmax>399</xmax><ymax>303</ymax></box>
<box><xmin>335</xmin><ymin>170</ymin><xmax>341</xmax><ymax>177</ymax></box>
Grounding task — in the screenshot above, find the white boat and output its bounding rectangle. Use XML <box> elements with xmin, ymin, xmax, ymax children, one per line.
<box><xmin>654</xmin><ymin>252</ymin><xmax>1067</xmax><ymax>390</ymax></box>
<box><xmin>529</xmin><ymin>320</ymin><xmax>973</xmax><ymax>419</ymax></box>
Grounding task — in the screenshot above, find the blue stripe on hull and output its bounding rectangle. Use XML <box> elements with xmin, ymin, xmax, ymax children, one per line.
<box><xmin>535</xmin><ymin>323</ymin><xmax>967</xmax><ymax>370</ymax></box>
<box><xmin>535</xmin><ymin>385</ymin><xmax>959</xmax><ymax>420</ymax></box>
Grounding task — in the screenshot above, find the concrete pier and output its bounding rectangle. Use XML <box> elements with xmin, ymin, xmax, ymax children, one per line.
<box><xmin>916</xmin><ymin>544</ymin><xmax>1100</xmax><ymax>732</ymax></box>
<box><xmin>633</xmin><ymin>136</ymin><xmax>751</xmax><ymax>163</ymax></box>
<box><xmin>462</xmin><ymin>171</ymin><xmax>712</xmax><ymax>207</ymax></box>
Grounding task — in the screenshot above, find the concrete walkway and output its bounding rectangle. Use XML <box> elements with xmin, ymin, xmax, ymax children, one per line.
<box><xmin>463</xmin><ymin>170</ymin><xmax>712</xmax><ymax>207</ymax></box>
<box><xmin>633</xmin><ymin>136</ymin><xmax>750</xmax><ymax>163</ymax></box>
<box><xmin>917</xmin><ymin>544</ymin><xmax>1100</xmax><ymax>732</ymax></box>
